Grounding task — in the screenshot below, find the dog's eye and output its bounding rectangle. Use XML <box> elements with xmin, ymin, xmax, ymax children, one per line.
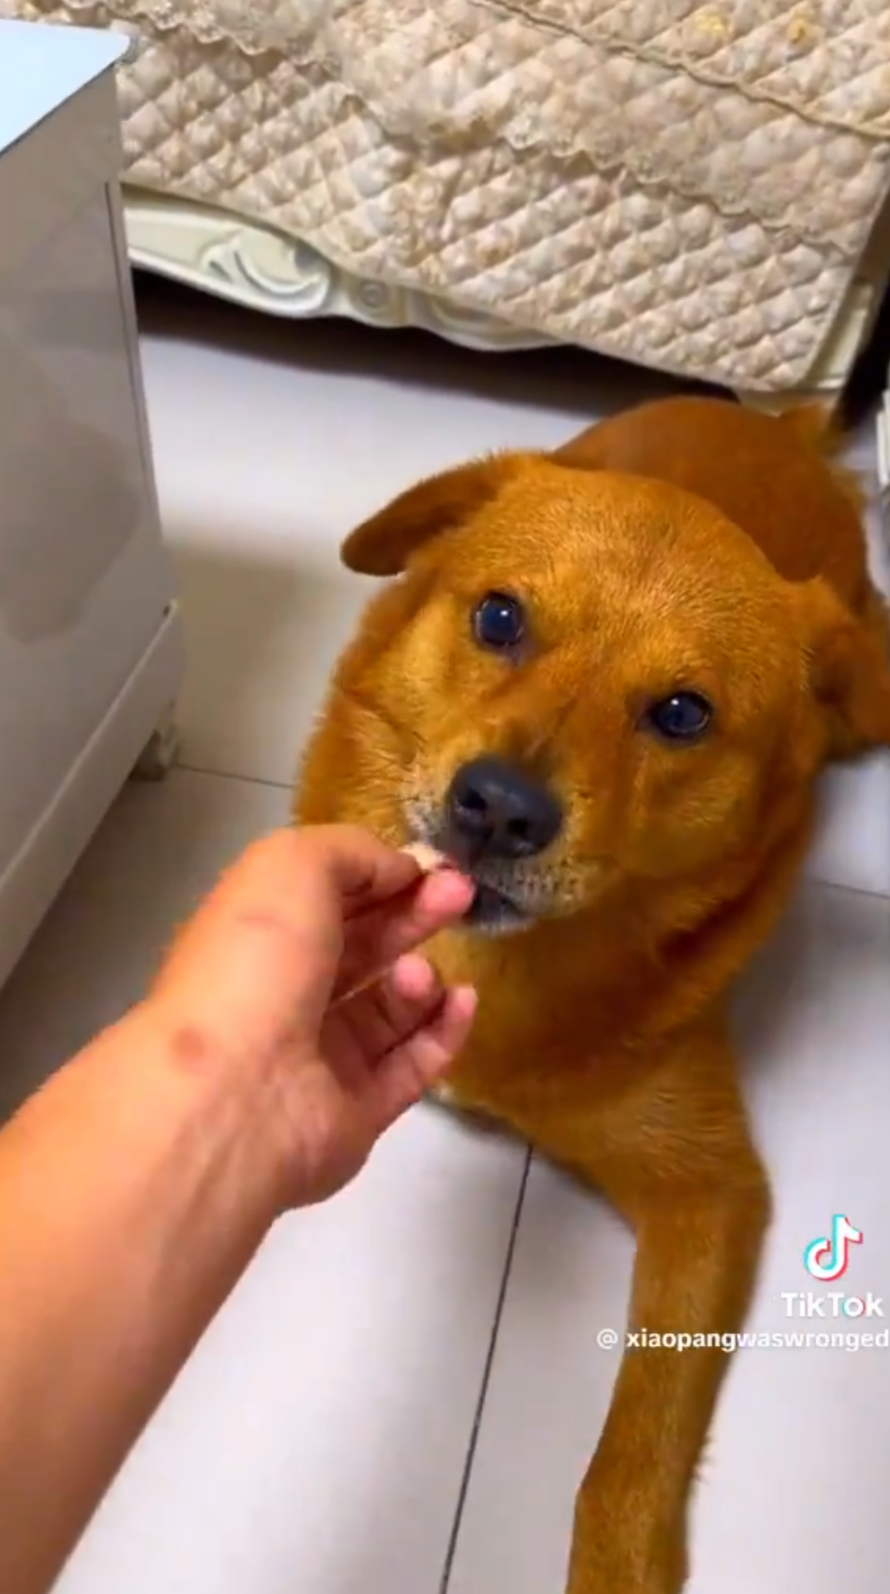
<box><xmin>473</xmin><ymin>591</ymin><xmax>525</xmax><ymax>651</ymax></box>
<box><xmin>642</xmin><ymin>692</ymin><xmax>713</xmax><ymax>742</ymax></box>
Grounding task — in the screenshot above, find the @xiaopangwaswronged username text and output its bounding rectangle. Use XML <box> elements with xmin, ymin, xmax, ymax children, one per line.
<box><xmin>595</xmin><ymin>1326</ymin><xmax>890</xmax><ymax>1353</ymax></box>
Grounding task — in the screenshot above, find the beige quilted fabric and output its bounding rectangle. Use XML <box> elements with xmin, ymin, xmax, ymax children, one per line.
<box><xmin>9</xmin><ymin>0</ymin><xmax>890</xmax><ymax>390</ymax></box>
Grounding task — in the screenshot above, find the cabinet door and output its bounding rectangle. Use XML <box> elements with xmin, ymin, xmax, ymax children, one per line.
<box><xmin>0</xmin><ymin>121</ymin><xmax>175</xmax><ymax>854</ymax></box>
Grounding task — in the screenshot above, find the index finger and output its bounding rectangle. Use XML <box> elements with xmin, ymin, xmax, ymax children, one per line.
<box><xmin>292</xmin><ymin>823</ymin><xmax>425</xmax><ymax>910</ymax></box>
<box><xmin>289</xmin><ymin>829</ymin><xmax>470</xmax><ymax>923</ymax></box>
<box><xmin>196</xmin><ymin>824</ymin><xmax>423</xmax><ymax>926</ymax></box>
<box><xmin>156</xmin><ymin>824</ymin><xmax>454</xmax><ymax>994</ymax></box>
<box><xmin>151</xmin><ymin>825</ymin><xmax>428</xmax><ymax>1040</ymax></box>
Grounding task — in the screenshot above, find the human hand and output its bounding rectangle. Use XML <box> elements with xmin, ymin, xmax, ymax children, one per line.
<box><xmin>146</xmin><ymin>825</ymin><xmax>477</xmax><ymax>1208</ymax></box>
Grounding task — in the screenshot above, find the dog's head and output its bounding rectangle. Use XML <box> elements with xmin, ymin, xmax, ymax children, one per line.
<box><xmin>319</xmin><ymin>451</ymin><xmax>890</xmax><ymax>935</ymax></box>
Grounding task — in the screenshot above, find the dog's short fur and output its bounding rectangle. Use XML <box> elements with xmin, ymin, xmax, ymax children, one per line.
<box><xmin>296</xmin><ymin>397</ymin><xmax>890</xmax><ymax>1593</ymax></box>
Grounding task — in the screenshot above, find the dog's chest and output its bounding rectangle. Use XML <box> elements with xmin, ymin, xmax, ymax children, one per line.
<box><xmin>425</xmin><ymin>928</ymin><xmax>620</xmax><ymax>1129</ymax></box>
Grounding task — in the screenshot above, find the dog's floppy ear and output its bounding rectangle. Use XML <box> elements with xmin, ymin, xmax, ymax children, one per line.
<box><xmin>341</xmin><ymin>453</ymin><xmax>524</xmax><ymax>576</ymax></box>
<box><xmin>797</xmin><ymin>577</ymin><xmax>890</xmax><ymax>750</ymax></box>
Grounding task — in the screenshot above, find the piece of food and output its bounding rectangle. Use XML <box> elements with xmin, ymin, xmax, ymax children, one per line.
<box><xmin>399</xmin><ymin>841</ymin><xmax>449</xmax><ymax>872</ymax></box>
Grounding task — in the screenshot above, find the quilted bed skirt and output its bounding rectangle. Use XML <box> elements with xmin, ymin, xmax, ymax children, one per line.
<box><xmin>6</xmin><ymin>1</ymin><xmax>890</xmax><ymax>399</ymax></box>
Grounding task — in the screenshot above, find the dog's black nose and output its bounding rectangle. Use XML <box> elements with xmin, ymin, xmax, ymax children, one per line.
<box><xmin>447</xmin><ymin>757</ymin><xmax>562</xmax><ymax>861</ymax></box>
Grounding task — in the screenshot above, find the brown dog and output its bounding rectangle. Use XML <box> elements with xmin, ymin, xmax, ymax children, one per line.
<box><xmin>296</xmin><ymin>396</ymin><xmax>890</xmax><ymax>1593</ymax></box>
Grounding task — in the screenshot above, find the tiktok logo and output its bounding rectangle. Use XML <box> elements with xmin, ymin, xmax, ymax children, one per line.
<box><xmin>803</xmin><ymin>1215</ymin><xmax>863</xmax><ymax>1282</ymax></box>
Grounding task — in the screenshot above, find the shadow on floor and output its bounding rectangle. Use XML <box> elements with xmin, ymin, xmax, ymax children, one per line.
<box><xmin>135</xmin><ymin>271</ymin><xmax>715</xmax><ymax>426</ymax></box>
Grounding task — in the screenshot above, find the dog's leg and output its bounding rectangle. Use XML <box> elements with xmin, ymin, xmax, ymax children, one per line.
<box><xmin>537</xmin><ymin>1032</ymin><xmax>769</xmax><ymax>1594</ymax></box>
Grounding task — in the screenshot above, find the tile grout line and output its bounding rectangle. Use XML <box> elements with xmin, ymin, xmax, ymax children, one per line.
<box><xmin>174</xmin><ymin>762</ymin><xmax>890</xmax><ymax>908</ymax></box>
<box><xmin>813</xmin><ymin>876</ymin><xmax>890</xmax><ymax>907</ymax></box>
<box><xmin>173</xmin><ymin>758</ymin><xmax>293</xmax><ymax>793</ymax></box>
<box><xmin>438</xmin><ymin>1148</ymin><xmax>533</xmax><ymax>1594</ymax></box>
<box><xmin>173</xmin><ymin>762</ymin><xmax>890</xmax><ymax>910</ymax></box>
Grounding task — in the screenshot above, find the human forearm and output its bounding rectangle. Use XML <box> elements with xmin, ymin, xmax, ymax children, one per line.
<box><xmin>0</xmin><ymin>1007</ymin><xmax>282</xmax><ymax>1594</ymax></box>
<box><xmin>0</xmin><ymin>825</ymin><xmax>476</xmax><ymax>1594</ymax></box>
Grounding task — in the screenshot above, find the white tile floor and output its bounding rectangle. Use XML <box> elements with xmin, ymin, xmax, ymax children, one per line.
<box><xmin>0</xmin><ymin>287</ymin><xmax>888</xmax><ymax>1594</ymax></box>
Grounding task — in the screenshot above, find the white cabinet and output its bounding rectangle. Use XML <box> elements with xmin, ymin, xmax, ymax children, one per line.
<box><xmin>0</xmin><ymin>19</ymin><xmax>185</xmax><ymax>987</ymax></box>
